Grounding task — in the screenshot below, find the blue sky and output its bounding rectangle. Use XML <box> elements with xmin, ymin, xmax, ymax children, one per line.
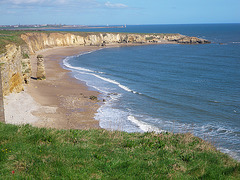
<box><xmin>0</xmin><ymin>0</ymin><xmax>239</xmax><ymax>25</ymax></box>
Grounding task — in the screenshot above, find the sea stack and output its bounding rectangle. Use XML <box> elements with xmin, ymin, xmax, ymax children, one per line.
<box><xmin>36</xmin><ymin>55</ymin><xmax>46</xmax><ymax>80</ymax></box>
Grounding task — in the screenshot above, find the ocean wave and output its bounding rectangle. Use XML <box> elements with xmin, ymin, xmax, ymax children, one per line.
<box><xmin>64</xmin><ymin>55</ymin><xmax>141</xmax><ymax>95</ymax></box>
<box><xmin>63</xmin><ymin>58</ymin><xmax>95</xmax><ymax>73</ymax></box>
<box><xmin>199</xmin><ymin>124</ymin><xmax>240</xmax><ymax>140</ymax></box>
<box><xmin>128</xmin><ymin>115</ymin><xmax>165</xmax><ymax>133</ymax></box>
<box><xmin>92</xmin><ymin>74</ymin><xmax>133</xmax><ymax>92</ymax></box>
<box><xmin>208</xmin><ymin>100</ymin><xmax>220</xmax><ymax>103</ymax></box>
<box><xmin>63</xmin><ymin>49</ymin><xmax>103</xmax><ymax>71</ymax></box>
<box><xmin>217</xmin><ymin>147</ymin><xmax>240</xmax><ymax>161</ymax></box>
<box><xmin>96</xmin><ymin>105</ymin><xmax>142</xmax><ymax>133</ymax></box>
<box><xmin>93</xmin><ymin>74</ymin><xmax>142</xmax><ymax>94</ymax></box>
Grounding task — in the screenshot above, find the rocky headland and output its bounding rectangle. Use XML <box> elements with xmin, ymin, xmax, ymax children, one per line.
<box><xmin>21</xmin><ymin>32</ymin><xmax>210</xmax><ymax>54</ymax></box>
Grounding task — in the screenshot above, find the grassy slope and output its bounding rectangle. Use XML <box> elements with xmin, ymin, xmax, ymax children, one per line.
<box><xmin>0</xmin><ymin>122</ymin><xmax>239</xmax><ymax>179</ymax></box>
<box><xmin>0</xmin><ymin>31</ymin><xmax>28</xmax><ymax>54</ymax></box>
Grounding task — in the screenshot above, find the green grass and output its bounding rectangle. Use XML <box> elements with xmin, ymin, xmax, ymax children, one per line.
<box><xmin>0</xmin><ymin>30</ymin><xmax>28</xmax><ymax>54</ymax></box>
<box><xmin>0</xmin><ymin>122</ymin><xmax>239</xmax><ymax>179</ymax></box>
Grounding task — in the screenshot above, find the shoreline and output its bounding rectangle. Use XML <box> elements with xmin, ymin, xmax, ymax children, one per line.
<box><xmin>4</xmin><ymin>42</ymin><xmax>174</xmax><ymax>130</ymax></box>
<box><xmin>5</xmin><ymin>45</ymin><xmax>103</xmax><ymax>129</ymax></box>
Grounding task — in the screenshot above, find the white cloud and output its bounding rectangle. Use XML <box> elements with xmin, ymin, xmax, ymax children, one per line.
<box><xmin>1</xmin><ymin>0</ymin><xmax>68</xmax><ymax>5</ymax></box>
<box><xmin>105</xmin><ymin>1</ymin><xmax>128</xmax><ymax>8</ymax></box>
<box><xmin>7</xmin><ymin>0</ymin><xmax>46</xmax><ymax>4</ymax></box>
<box><xmin>0</xmin><ymin>0</ymin><xmax>128</xmax><ymax>10</ymax></box>
<box><xmin>0</xmin><ymin>0</ymin><xmax>102</xmax><ymax>7</ymax></box>
<box><xmin>6</xmin><ymin>10</ymin><xmax>16</xmax><ymax>14</ymax></box>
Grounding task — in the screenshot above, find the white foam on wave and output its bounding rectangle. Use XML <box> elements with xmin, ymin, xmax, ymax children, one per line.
<box><xmin>63</xmin><ymin>54</ymin><xmax>141</xmax><ymax>95</ymax></box>
<box><xmin>63</xmin><ymin>57</ymin><xmax>95</xmax><ymax>73</ymax></box>
<box><xmin>128</xmin><ymin>115</ymin><xmax>165</xmax><ymax>133</ymax></box>
<box><xmin>63</xmin><ymin>54</ymin><xmax>146</xmax><ymax>133</ymax></box>
<box><xmin>72</xmin><ymin>72</ymin><xmax>110</xmax><ymax>94</ymax></box>
<box><xmin>91</xmin><ymin>73</ymin><xmax>138</xmax><ymax>94</ymax></box>
<box><xmin>63</xmin><ymin>49</ymin><xmax>103</xmax><ymax>71</ymax></box>
<box><xmin>96</xmin><ymin>100</ymin><xmax>142</xmax><ymax>133</ymax></box>
<box><xmin>96</xmin><ymin>71</ymin><xmax>105</xmax><ymax>74</ymax></box>
<box><xmin>200</xmin><ymin>124</ymin><xmax>237</xmax><ymax>136</ymax></box>
<box><xmin>217</xmin><ymin>147</ymin><xmax>240</xmax><ymax>161</ymax></box>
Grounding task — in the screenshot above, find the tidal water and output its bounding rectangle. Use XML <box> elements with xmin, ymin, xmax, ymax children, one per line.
<box><xmin>61</xmin><ymin>24</ymin><xmax>240</xmax><ymax>161</ymax></box>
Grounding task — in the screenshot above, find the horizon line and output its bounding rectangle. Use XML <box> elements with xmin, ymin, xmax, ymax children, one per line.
<box><xmin>1</xmin><ymin>22</ymin><xmax>240</xmax><ymax>26</ymax></box>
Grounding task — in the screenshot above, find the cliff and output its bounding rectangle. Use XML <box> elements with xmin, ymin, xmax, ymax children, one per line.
<box><xmin>21</xmin><ymin>32</ymin><xmax>210</xmax><ymax>54</ymax></box>
<box><xmin>0</xmin><ymin>32</ymin><xmax>210</xmax><ymax>96</ymax></box>
<box><xmin>0</xmin><ymin>44</ymin><xmax>31</xmax><ymax>96</ymax></box>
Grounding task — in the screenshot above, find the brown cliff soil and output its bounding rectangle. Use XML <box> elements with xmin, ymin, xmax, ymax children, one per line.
<box><xmin>27</xmin><ymin>46</ymin><xmax>101</xmax><ymax>129</ymax></box>
<box><xmin>9</xmin><ymin>72</ymin><xmax>24</xmax><ymax>93</ymax></box>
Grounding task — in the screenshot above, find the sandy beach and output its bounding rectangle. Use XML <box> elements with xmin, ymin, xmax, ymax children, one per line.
<box><xmin>5</xmin><ymin>46</ymin><xmax>103</xmax><ymax>129</ymax></box>
<box><xmin>3</xmin><ymin>42</ymin><xmax>175</xmax><ymax>129</ymax></box>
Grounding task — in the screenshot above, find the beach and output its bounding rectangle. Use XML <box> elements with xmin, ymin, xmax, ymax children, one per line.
<box><xmin>4</xmin><ymin>46</ymin><xmax>102</xmax><ymax>129</ymax></box>
<box><xmin>3</xmin><ymin>42</ymin><xmax>175</xmax><ymax>130</ymax></box>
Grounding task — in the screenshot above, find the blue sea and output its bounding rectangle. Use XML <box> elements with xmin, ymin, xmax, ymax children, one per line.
<box><xmin>57</xmin><ymin>24</ymin><xmax>240</xmax><ymax>161</ymax></box>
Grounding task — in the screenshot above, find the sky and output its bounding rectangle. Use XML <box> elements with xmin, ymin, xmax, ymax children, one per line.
<box><xmin>0</xmin><ymin>0</ymin><xmax>239</xmax><ymax>25</ymax></box>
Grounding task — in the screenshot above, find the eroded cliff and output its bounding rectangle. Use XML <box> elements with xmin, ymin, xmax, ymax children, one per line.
<box><xmin>21</xmin><ymin>32</ymin><xmax>210</xmax><ymax>54</ymax></box>
<box><xmin>0</xmin><ymin>44</ymin><xmax>31</xmax><ymax>96</ymax></box>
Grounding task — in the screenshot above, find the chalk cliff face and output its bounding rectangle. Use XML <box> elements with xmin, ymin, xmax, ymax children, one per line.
<box><xmin>21</xmin><ymin>33</ymin><xmax>86</xmax><ymax>53</ymax></box>
<box><xmin>21</xmin><ymin>32</ymin><xmax>210</xmax><ymax>54</ymax></box>
<box><xmin>0</xmin><ymin>44</ymin><xmax>26</xmax><ymax>96</ymax></box>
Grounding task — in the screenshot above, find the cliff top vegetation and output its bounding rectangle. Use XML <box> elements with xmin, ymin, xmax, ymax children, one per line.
<box><xmin>0</xmin><ymin>30</ymin><xmax>180</xmax><ymax>54</ymax></box>
<box><xmin>0</xmin><ymin>30</ymin><xmax>27</xmax><ymax>54</ymax></box>
<box><xmin>0</xmin><ymin>122</ymin><xmax>239</xmax><ymax>179</ymax></box>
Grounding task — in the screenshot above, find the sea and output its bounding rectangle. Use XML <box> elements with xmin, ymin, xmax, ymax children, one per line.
<box><xmin>47</xmin><ymin>24</ymin><xmax>240</xmax><ymax>161</ymax></box>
